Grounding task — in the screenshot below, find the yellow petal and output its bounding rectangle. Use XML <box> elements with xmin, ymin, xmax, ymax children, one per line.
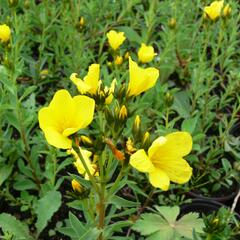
<box><xmin>83</xmin><ymin>64</ymin><xmax>100</xmax><ymax>94</ymax></box>
<box><xmin>148</xmin><ymin>132</ymin><xmax>192</xmax><ymax>160</ymax></box>
<box><xmin>48</xmin><ymin>89</ymin><xmax>75</xmax><ymax>124</ymax></box>
<box><xmin>157</xmin><ymin>158</ymin><xmax>192</xmax><ymax>184</ymax></box>
<box><xmin>138</xmin><ymin>43</ymin><xmax>156</xmax><ymax>63</ymax></box>
<box><xmin>127</xmin><ymin>57</ymin><xmax>159</xmax><ymax>97</ymax></box>
<box><xmin>43</xmin><ymin>127</ymin><xmax>72</xmax><ymax>149</ymax></box>
<box><xmin>149</xmin><ymin>168</ymin><xmax>170</xmax><ymax>191</ymax></box>
<box><xmin>129</xmin><ymin>149</ymin><xmax>155</xmax><ymax>173</ymax></box>
<box><xmin>72</xmin><ymin>95</ymin><xmax>95</xmax><ymax>128</ymax></box>
<box><xmin>70</xmin><ymin>73</ymin><xmax>91</xmax><ymax>94</ymax></box>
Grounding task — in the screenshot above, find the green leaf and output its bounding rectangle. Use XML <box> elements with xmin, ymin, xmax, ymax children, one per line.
<box><xmin>132</xmin><ymin>213</ymin><xmax>167</xmax><ymax>235</ymax></box>
<box><xmin>0</xmin><ymin>164</ymin><xmax>13</xmax><ymax>186</ymax></box>
<box><xmin>175</xmin><ymin>212</ymin><xmax>204</xmax><ymax>238</ymax></box>
<box><xmin>109</xmin><ymin>195</ymin><xmax>139</xmax><ymax>209</ymax></box>
<box><xmin>0</xmin><ymin>213</ymin><xmax>34</xmax><ymax>240</ymax></box>
<box><xmin>155</xmin><ymin>206</ymin><xmax>179</xmax><ymax>223</ymax></box>
<box><xmin>181</xmin><ymin>117</ymin><xmax>198</xmax><ymax>134</ymax></box>
<box><xmin>132</xmin><ymin>206</ymin><xmax>204</xmax><ymax>240</ymax></box>
<box><xmin>69</xmin><ymin>212</ymin><xmax>86</xmax><ymax>237</ymax></box>
<box><xmin>173</xmin><ymin>91</ymin><xmax>191</xmax><ymax>118</ymax></box>
<box><xmin>35</xmin><ymin>190</ymin><xmax>62</xmax><ymax>235</ymax></box>
<box><xmin>19</xmin><ymin>86</ymin><xmax>37</xmax><ymax>102</ymax></box>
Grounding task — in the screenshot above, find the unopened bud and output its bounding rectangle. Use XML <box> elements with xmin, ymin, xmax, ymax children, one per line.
<box><xmin>124</xmin><ymin>51</ymin><xmax>130</xmax><ymax>60</ymax></box>
<box><xmin>164</xmin><ymin>92</ymin><xmax>174</xmax><ymax>107</ymax></box>
<box><xmin>133</xmin><ymin>115</ymin><xmax>141</xmax><ymax>135</ymax></box>
<box><xmin>80</xmin><ymin>135</ymin><xmax>93</xmax><ymax>146</ymax></box>
<box><xmin>233</xmin><ymin>162</ymin><xmax>240</xmax><ymax>171</ymax></box>
<box><xmin>114</xmin><ymin>55</ymin><xmax>123</xmax><ymax>65</ymax></box>
<box><xmin>223</xmin><ymin>4</ymin><xmax>231</xmax><ymax>17</ymax></box>
<box><xmin>8</xmin><ymin>0</ymin><xmax>18</xmax><ymax>7</ymax></box>
<box><xmin>79</xmin><ymin>17</ymin><xmax>85</xmax><ymax>27</ymax></box>
<box><xmin>168</xmin><ymin>18</ymin><xmax>176</xmax><ymax>29</ymax></box>
<box><xmin>142</xmin><ymin>131</ymin><xmax>150</xmax><ymax>148</ymax></box>
<box><xmin>71</xmin><ymin>179</ymin><xmax>82</xmax><ymax>193</ymax></box>
<box><xmin>119</xmin><ymin>105</ymin><xmax>128</xmax><ymax>120</ymax></box>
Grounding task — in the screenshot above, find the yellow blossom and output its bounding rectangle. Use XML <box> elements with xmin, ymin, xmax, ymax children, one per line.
<box><xmin>70</xmin><ymin>64</ymin><xmax>100</xmax><ymax>95</ymax></box>
<box><xmin>106</xmin><ymin>30</ymin><xmax>126</xmax><ymax>50</ymax></box>
<box><xmin>38</xmin><ymin>89</ymin><xmax>95</xmax><ymax>149</ymax></box>
<box><xmin>71</xmin><ymin>179</ymin><xmax>82</xmax><ymax>192</ymax></box>
<box><xmin>127</xmin><ymin>57</ymin><xmax>159</xmax><ymax>97</ymax></box>
<box><xmin>138</xmin><ymin>43</ymin><xmax>156</xmax><ymax>63</ymax></box>
<box><xmin>0</xmin><ymin>24</ymin><xmax>11</xmax><ymax>43</ymax></box>
<box><xmin>74</xmin><ymin>148</ymin><xmax>98</xmax><ymax>180</ymax></box>
<box><xmin>114</xmin><ymin>55</ymin><xmax>123</xmax><ymax>65</ymax></box>
<box><xmin>130</xmin><ymin>132</ymin><xmax>192</xmax><ymax>191</ymax></box>
<box><xmin>204</xmin><ymin>0</ymin><xmax>230</xmax><ymax>20</ymax></box>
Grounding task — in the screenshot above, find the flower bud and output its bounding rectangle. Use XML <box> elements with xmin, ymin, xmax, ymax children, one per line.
<box><xmin>8</xmin><ymin>0</ymin><xmax>18</xmax><ymax>7</ymax></box>
<box><xmin>164</xmin><ymin>92</ymin><xmax>174</xmax><ymax>107</ymax></box>
<box><xmin>133</xmin><ymin>115</ymin><xmax>141</xmax><ymax>134</ymax></box>
<box><xmin>71</xmin><ymin>179</ymin><xmax>82</xmax><ymax>193</ymax></box>
<box><xmin>142</xmin><ymin>131</ymin><xmax>150</xmax><ymax>148</ymax></box>
<box><xmin>233</xmin><ymin>161</ymin><xmax>240</xmax><ymax>171</ymax></box>
<box><xmin>80</xmin><ymin>135</ymin><xmax>93</xmax><ymax>146</ymax></box>
<box><xmin>124</xmin><ymin>51</ymin><xmax>130</xmax><ymax>60</ymax></box>
<box><xmin>223</xmin><ymin>4</ymin><xmax>231</xmax><ymax>17</ymax></box>
<box><xmin>114</xmin><ymin>55</ymin><xmax>123</xmax><ymax>65</ymax></box>
<box><xmin>119</xmin><ymin>105</ymin><xmax>128</xmax><ymax>121</ymax></box>
<box><xmin>79</xmin><ymin>17</ymin><xmax>85</xmax><ymax>27</ymax></box>
<box><xmin>168</xmin><ymin>18</ymin><xmax>176</xmax><ymax>29</ymax></box>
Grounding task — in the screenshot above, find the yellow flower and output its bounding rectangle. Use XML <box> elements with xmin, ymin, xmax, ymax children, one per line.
<box><xmin>127</xmin><ymin>57</ymin><xmax>159</xmax><ymax>97</ymax></box>
<box><xmin>38</xmin><ymin>89</ymin><xmax>95</xmax><ymax>149</ymax></box>
<box><xmin>138</xmin><ymin>43</ymin><xmax>156</xmax><ymax>63</ymax></box>
<box><xmin>70</xmin><ymin>64</ymin><xmax>100</xmax><ymax>95</ymax></box>
<box><xmin>71</xmin><ymin>179</ymin><xmax>82</xmax><ymax>193</ymax></box>
<box><xmin>74</xmin><ymin>148</ymin><xmax>98</xmax><ymax>180</ymax></box>
<box><xmin>114</xmin><ymin>55</ymin><xmax>123</xmax><ymax>65</ymax></box>
<box><xmin>129</xmin><ymin>132</ymin><xmax>192</xmax><ymax>191</ymax></box>
<box><xmin>0</xmin><ymin>24</ymin><xmax>11</xmax><ymax>43</ymax></box>
<box><xmin>204</xmin><ymin>0</ymin><xmax>230</xmax><ymax>20</ymax></box>
<box><xmin>107</xmin><ymin>30</ymin><xmax>126</xmax><ymax>50</ymax></box>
